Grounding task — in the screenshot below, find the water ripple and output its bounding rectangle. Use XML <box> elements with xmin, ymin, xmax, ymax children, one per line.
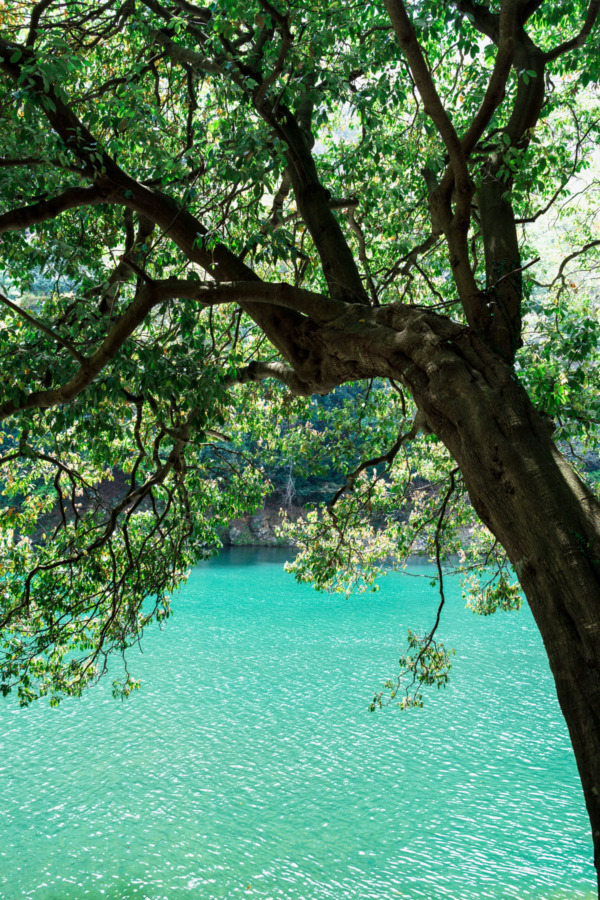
<box><xmin>0</xmin><ymin>550</ymin><xmax>595</xmax><ymax>899</ymax></box>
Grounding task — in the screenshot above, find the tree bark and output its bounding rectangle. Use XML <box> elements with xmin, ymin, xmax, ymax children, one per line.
<box><xmin>301</xmin><ymin>304</ymin><xmax>600</xmax><ymax>890</ymax></box>
<box><xmin>397</xmin><ymin>321</ymin><xmax>600</xmax><ymax>891</ymax></box>
<box><xmin>462</xmin><ymin>427</ymin><xmax>600</xmax><ymax>893</ymax></box>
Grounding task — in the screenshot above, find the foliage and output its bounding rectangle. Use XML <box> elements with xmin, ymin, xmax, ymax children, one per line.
<box><xmin>463</xmin><ymin>570</ymin><xmax>523</xmax><ymax>616</ymax></box>
<box><xmin>0</xmin><ymin>0</ymin><xmax>599</xmax><ymax>716</ymax></box>
<box><xmin>369</xmin><ymin>628</ymin><xmax>456</xmax><ymax>711</ymax></box>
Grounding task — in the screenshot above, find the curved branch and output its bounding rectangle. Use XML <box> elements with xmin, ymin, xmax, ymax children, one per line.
<box><xmin>225</xmin><ymin>360</ymin><xmax>311</xmax><ymax>394</ymax></box>
<box><xmin>384</xmin><ymin>0</ymin><xmax>472</xmax><ymax>199</ymax></box>
<box><xmin>0</xmin><ymin>185</ymin><xmax>110</xmax><ymax>233</ymax></box>
<box><xmin>0</xmin><ymin>38</ymin><xmax>123</xmax><ymax>183</ymax></box>
<box><xmin>544</xmin><ymin>0</ymin><xmax>600</xmax><ymax>62</ymax></box>
<box><xmin>384</xmin><ymin>0</ymin><xmax>503</xmax><ymax>337</ymax></box>
<box><xmin>27</xmin><ymin>0</ymin><xmax>55</xmax><ymax>46</ymax></box>
<box><xmin>265</xmin><ymin>103</ymin><xmax>370</xmax><ymax>305</ymax></box>
<box><xmin>17</xmin><ymin>417</ymin><xmax>193</xmax><ymax>618</ymax></box>
<box><xmin>167</xmin><ymin>279</ymin><xmax>347</xmax><ymax>323</ymax></box>
<box><xmin>0</xmin><ymin>291</ymin><xmax>85</xmax><ymax>363</ymax></box>
<box><xmin>460</xmin><ymin>3</ymin><xmax>517</xmax><ymax>158</ymax></box>
<box><xmin>0</xmin><ymin>30</ymin><xmax>353</xmax><ymax>372</ymax></box>
<box><xmin>0</xmin><ymin>280</ymin><xmax>162</xmax><ymax>420</ymax></box>
<box><xmin>327</xmin><ymin>410</ymin><xmax>428</xmax><ymax>515</ymax></box>
<box><xmin>544</xmin><ymin>239</ymin><xmax>600</xmax><ymax>287</ymax></box>
<box><xmin>0</xmin><ymin>275</ymin><xmax>345</xmax><ymax>419</ymax></box>
<box><xmin>151</xmin><ymin>29</ymin><xmax>223</xmax><ymax>73</ymax></box>
<box><xmin>455</xmin><ymin>0</ymin><xmax>498</xmax><ymax>43</ymax></box>
<box><xmin>142</xmin><ymin>1</ymin><xmax>367</xmax><ymax>305</ymax></box>
<box><xmin>518</xmin><ymin>0</ymin><xmax>545</xmax><ymax>24</ymax></box>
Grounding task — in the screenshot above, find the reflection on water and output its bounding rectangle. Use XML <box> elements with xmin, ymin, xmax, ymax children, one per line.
<box><xmin>0</xmin><ymin>549</ymin><xmax>595</xmax><ymax>899</ymax></box>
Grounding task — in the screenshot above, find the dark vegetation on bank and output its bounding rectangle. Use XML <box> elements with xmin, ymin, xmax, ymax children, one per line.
<box><xmin>3</xmin><ymin>377</ymin><xmax>598</xmax><ymax>551</ymax></box>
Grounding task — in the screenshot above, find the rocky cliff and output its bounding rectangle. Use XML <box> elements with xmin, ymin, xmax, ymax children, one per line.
<box><xmin>221</xmin><ymin>501</ymin><xmax>306</xmax><ymax>546</ymax></box>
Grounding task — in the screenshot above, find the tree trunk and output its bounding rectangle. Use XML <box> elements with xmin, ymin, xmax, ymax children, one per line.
<box><xmin>452</xmin><ymin>400</ymin><xmax>600</xmax><ymax>890</ymax></box>
<box><xmin>399</xmin><ymin>322</ymin><xmax>600</xmax><ymax>891</ymax></box>
<box><xmin>291</xmin><ymin>301</ymin><xmax>600</xmax><ymax>890</ymax></box>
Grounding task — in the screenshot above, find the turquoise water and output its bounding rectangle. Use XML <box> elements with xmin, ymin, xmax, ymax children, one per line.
<box><xmin>0</xmin><ymin>548</ymin><xmax>595</xmax><ymax>900</ymax></box>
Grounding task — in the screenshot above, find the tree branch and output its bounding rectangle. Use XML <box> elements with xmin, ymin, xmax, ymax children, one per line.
<box><xmin>0</xmin><ymin>38</ymin><xmax>311</xmax><ymax>368</ymax></box>
<box><xmin>0</xmin><ymin>185</ymin><xmax>111</xmax><ymax>233</ymax></box>
<box><xmin>0</xmin><ymin>275</ymin><xmax>347</xmax><ymax>419</ymax></box>
<box><xmin>0</xmin><ymin>280</ymin><xmax>163</xmax><ymax>420</ymax></box>
<box><xmin>0</xmin><ymin>28</ymin><xmax>359</xmax><ymax>392</ymax></box>
<box><xmin>460</xmin><ymin>1</ymin><xmax>518</xmax><ymax>158</ymax></box>
<box><xmin>384</xmin><ymin>0</ymin><xmax>492</xmax><ymax>335</ymax></box>
<box><xmin>225</xmin><ymin>360</ymin><xmax>311</xmax><ymax>394</ymax></box>
<box><xmin>546</xmin><ymin>239</ymin><xmax>600</xmax><ymax>286</ymax></box>
<box><xmin>0</xmin><ymin>38</ymin><xmax>124</xmax><ymax>183</ymax></box>
<box><xmin>0</xmin><ymin>291</ymin><xmax>86</xmax><ymax>363</ymax></box>
<box><xmin>346</xmin><ymin>206</ymin><xmax>379</xmax><ymax>305</ymax></box>
<box><xmin>454</xmin><ymin>0</ymin><xmax>499</xmax><ymax>43</ymax></box>
<box><xmin>544</xmin><ymin>0</ymin><xmax>600</xmax><ymax>61</ymax></box>
<box><xmin>264</xmin><ymin>102</ymin><xmax>370</xmax><ymax>304</ymax></box>
<box><xmin>144</xmin><ymin>2</ymin><xmax>366</xmax><ymax>305</ymax></box>
<box><xmin>26</xmin><ymin>0</ymin><xmax>56</xmax><ymax>46</ymax></box>
<box><xmin>168</xmin><ymin>279</ymin><xmax>346</xmax><ymax>323</ymax></box>
<box><xmin>518</xmin><ymin>0</ymin><xmax>545</xmax><ymax>25</ymax></box>
<box><xmin>327</xmin><ymin>410</ymin><xmax>428</xmax><ymax>514</ymax></box>
<box><xmin>384</xmin><ymin>0</ymin><xmax>472</xmax><ymax>200</ymax></box>
<box><xmin>151</xmin><ymin>29</ymin><xmax>223</xmax><ymax>73</ymax></box>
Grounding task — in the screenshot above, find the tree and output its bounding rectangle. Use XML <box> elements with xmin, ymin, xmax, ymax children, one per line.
<box><xmin>1</xmin><ymin>0</ymin><xmax>600</xmax><ymax>888</ymax></box>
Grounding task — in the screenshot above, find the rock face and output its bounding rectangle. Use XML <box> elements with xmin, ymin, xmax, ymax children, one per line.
<box><xmin>222</xmin><ymin>502</ymin><xmax>305</xmax><ymax>546</ymax></box>
<box><xmin>222</xmin><ymin>500</ymin><xmax>477</xmax><ymax>557</ymax></box>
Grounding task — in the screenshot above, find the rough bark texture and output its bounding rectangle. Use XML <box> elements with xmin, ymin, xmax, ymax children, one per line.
<box><xmin>285</xmin><ymin>302</ymin><xmax>600</xmax><ymax>886</ymax></box>
<box><xmin>404</xmin><ymin>324</ymin><xmax>600</xmax><ymax>883</ymax></box>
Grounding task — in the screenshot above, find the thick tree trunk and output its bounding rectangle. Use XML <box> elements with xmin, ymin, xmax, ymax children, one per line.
<box><xmin>449</xmin><ymin>395</ymin><xmax>600</xmax><ymax>889</ymax></box>
<box><xmin>398</xmin><ymin>322</ymin><xmax>600</xmax><ymax>891</ymax></box>
<box><xmin>273</xmin><ymin>299</ymin><xmax>600</xmax><ymax>889</ymax></box>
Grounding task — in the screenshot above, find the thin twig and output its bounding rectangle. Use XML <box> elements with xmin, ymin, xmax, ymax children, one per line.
<box><xmin>0</xmin><ymin>291</ymin><xmax>86</xmax><ymax>363</ymax></box>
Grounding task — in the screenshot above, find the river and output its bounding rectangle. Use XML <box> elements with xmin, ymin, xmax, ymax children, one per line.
<box><xmin>0</xmin><ymin>548</ymin><xmax>595</xmax><ymax>899</ymax></box>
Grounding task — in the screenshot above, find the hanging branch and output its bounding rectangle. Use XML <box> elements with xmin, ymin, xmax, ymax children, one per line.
<box><xmin>0</xmin><ymin>291</ymin><xmax>86</xmax><ymax>363</ymax></box>
<box><xmin>370</xmin><ymin>466</ymin><xmax>460</xmax><ymax>711</ymax></box>
<box><xmin>327</xmin><ymin>410</ymin><xmax>428</xmax><ymax>520</ymax></box>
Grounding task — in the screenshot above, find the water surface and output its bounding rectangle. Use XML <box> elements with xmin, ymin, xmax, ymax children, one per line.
<box><xmin>0</xmin><ymin>548</ymin><xmax>595</xmax><ymax>899</ymax></box>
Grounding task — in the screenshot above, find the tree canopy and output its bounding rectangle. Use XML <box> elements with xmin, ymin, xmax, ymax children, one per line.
<box><xmin>1</xmin><ymin>0</ymin><xmax>600</xmax><ymax>889</ymax></box>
